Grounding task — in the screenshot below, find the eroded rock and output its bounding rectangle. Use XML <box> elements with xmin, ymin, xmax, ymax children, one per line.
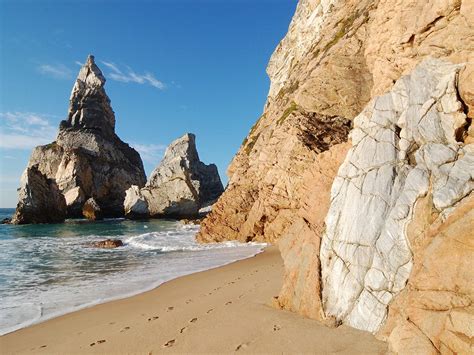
<box><xmin>124</xmin><ymin>133</ymin><xmax>224</xmax><ymax>218</ymax></box>
<box><xmin>320</xmin><ymin>58</ymin><xmax>472</xmax><ymax>333</ymax></box>
<box><xmin>11</xmin><ymin>165</ymin><xmax>67</xmax><ymax>224</ymax></box>
<box><xmin>82</xmin><ymin>198</ymin><xmax>103</xmax><ymax>221</ymax></box>
<box><xmin>14</xmin><ymin>55</ymin><xmax>146</xmax><ymax>222</ymax></box>
<box><xmin>90</xmin><ymin>239</ymin><xmax>124</xmax><ymax>249</ymax></box>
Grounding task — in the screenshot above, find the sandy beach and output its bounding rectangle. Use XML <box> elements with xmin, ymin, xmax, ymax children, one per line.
<box><xmin>0</xmin><ymin>246</ymin><xmax>386</xmax><ymax>354</ymax></box>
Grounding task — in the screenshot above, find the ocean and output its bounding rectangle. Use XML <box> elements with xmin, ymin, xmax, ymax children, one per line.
<box><xmin>0</xmin><ymin>208</ymin><xmax>265</xmax><ymax>335</ymax></box>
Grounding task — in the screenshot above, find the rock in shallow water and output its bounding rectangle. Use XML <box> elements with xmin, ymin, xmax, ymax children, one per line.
<box><xmin>82</xmin><ymin>197</ymin><xmax>103</xmax><ymax>221</ymax></box>
<box><xmin>90</xmin><ymin>239</ymin><xmax>124</xmax><ymax>249</ymax></box>
<box><xmin>11</xmin><ymin>165</ymin><xmax>67</xmax><ymax>224</ymax></box>
<box><xmin>12</xmin><ymin>55</ymin><xmax>146</xmax><ymax>223</ymax></box>
<box><xmin>124</xmin><ymin>133</ymin><xmax>224</xmax><ymax>219</ymax></box>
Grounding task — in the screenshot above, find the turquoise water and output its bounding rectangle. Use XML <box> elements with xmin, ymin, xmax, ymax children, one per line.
<box><xmin>0</xmin><ymin>208</ymin><xmax>264</xmax><ymax>335</ymax></box>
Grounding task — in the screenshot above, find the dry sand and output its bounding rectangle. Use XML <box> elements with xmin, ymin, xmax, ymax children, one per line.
<box><xmin>0</xmin><ymin>246</ymin><xmax>387</xmax><ymax>354</ymax></box>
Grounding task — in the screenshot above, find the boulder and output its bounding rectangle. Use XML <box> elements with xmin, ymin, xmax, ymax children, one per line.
<box><xmin>90</xmin><ymin>239</ymin><xmax>124</xmax><ymax>249</ymax></box>
<box><xmin>82</xmin><ymin>198</ymin><xmax>103</xmax><ymax>221</ymax></box>
<box><xmin>11</xmin><ymin>165</ymin><xmax>67</xmax><ymax>224</ymax></box>
<box><xmin>124</xmin><ymin>133</ymin><xmax>224</xmax><ymax>218</ymax></box>
<box><xmin>123</xmin><ymin>185</ymin><xmax>149</xmax><ymax>219</ymax></box>
<box><xmin>13</xmin><ymin>55</ymin><xmax>146</xmax><ymax>222</ymax></box>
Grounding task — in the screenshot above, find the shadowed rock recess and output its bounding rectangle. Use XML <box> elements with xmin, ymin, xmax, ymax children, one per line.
<box><xmin>197</xmin><ymin>0</ymin><xmax>473</xmax><ymax>353</ymax></box>
<box><xmin>12</xmin><ymin>55</ymin><xmax>146</xmax><ymax>223</ymax></box>
<box><xmin>124</xmin><ymin>133</ymin><xmax>224</xmax><ymax>219</ymax></box>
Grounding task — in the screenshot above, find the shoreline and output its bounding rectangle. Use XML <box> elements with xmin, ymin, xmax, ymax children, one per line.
<box><xmin>0</xmin><ymin>246</ymin><xmax>387</xmax><ymax>354</ymax></box>
<box><xmin>0</xmin><ymin>234</ymin><xmax>264</xmax><ymax>337</ymax></box>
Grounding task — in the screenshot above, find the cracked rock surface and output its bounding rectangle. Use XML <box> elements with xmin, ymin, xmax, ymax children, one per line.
<box><xmin>124</xmin><ymin>133</ymin><xmax>224</xmax><ymax>218</ymax></box>
<box><xmin>12</xmin><ymin>165</ymin><xmax>67</xmax><ymax>224</ymax></box>
<box><xmin>195</xmin><ymin>0</ymin><xmax>474</xmax><ymax>353</ymax></box>
<box><xmin>320</xmin><ymin>58</ymin><xmax>473</xmax><ymax>333</ymax></box>
<box><xmin>13</xmin><ymin>55</ymin><xmax>146</xmax><ymax>222</ymax></box>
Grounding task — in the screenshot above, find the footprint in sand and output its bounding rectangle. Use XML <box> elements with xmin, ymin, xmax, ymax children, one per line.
<box><xmin>185</xmin><ymin>299</ymin><xmax>192</xmax><ymax>304</ymax></box>
<box><xmin>235</xmin><ymin>342</ymin><xmax>249</xmax><ymax>351</ymax></box>
<box><xmin>40</xmin><ymin>345</ymin><xmax>47</xmax><ymax>348</ymax></box>
<box><xmin>189</xmin><ymin>317</ymin><xmax>198</xmax><ymax>323</ymax></box>
<box><xmin>148</xmin><ymin>316</ymin><xmax>159</xmax><ymax>321</ymax></box>
<box><xmin>97</xmin><ymin>340</ymin><xmax>106</xmax><ymax>344</ymax></box>
<box><xmin>206</xmin><ymin>308</ymin><xmax>214</xmax><ymax>314</ymax></box>
<box><xmin>273</xmin><ymin>325</ymin><xmax>281</xmax><ymax>331</ymax></box>
<box><xmin>163</xmin><ymin>339</ymin><xmax>176</xmax><ymax>348</ymax></box>
<box><xmin>180</xmin><ymin>326</ymin><xmax>187</xmax><ymax>333</ymax></box>
<box><xmin>225</xmin><ymin>301</ymin><xmax>232</xmax><ymax>305</ymax></box>
<box><xmin>120</xmin><ymin>326</ymin><xmax>131</xmax><ymax>332</ymax></box>
<box><xmin>167</xmin><ymin>306</ymin><xmax>174</xmax><ymax>311</ymax></box>
<box><xmin>238</xmin><ymin>294</ymin><xmax>244</xmax><ymax>299</ymax></box>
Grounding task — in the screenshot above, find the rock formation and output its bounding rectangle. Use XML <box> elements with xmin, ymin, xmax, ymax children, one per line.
<box><xmin>11</xmin><ymin>165</ymin><xmax>67</xmax><ymax>224</ymax></box>
<box><xmin>124</xmin><ymin>133</ymin><xmax>224</xmax><ymax>218</ymax></box>
<box><xmin>82</xmin><ymin>198</ymin><xmax>103</xmax><ymax>221</ymax></box>
<box><xmin>89</xmin><ymin>239</ymin><xmax>124</xmax><ymax>249</ymax></box>
<box><xmin>12</xmin><ymin>55</ymin><xmax>146</xmax><ymax>223</ymax></box>
<box><xmin>320</xmin><ymin>58</ymin><xmax>472</xmax><ymax>334</ymax></box>
<box><xmin>197</xmin><ymin>0</ymin><xmax>474</xmax><ymax>353</ymax></box>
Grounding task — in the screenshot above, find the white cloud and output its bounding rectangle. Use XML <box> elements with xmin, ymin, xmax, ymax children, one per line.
<box><xmin>0</xmin><ymin>112</ymin><xmax>58</xmax><ymax>150</ymax></box>
<box><xmin>101</xmin><ymin>61</ymin><xmax>166</xmax><ymax>90</ymax></box>
<box><xmin>130</xmin><ymin>142</ymin><xmax>166</xmax><ymax>165</ymax></box>
<box><xmin>38</xmin><ymin>63</ymin><xmax>73</xmax><ymax>79</ymax></box>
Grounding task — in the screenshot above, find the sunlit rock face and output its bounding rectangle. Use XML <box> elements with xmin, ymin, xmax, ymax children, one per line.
<box><xmin>196</xmin><ymin>0</ymin><xmax>474</xmax><ymax>353</ymax></box>
<box><xmin>320</xmin><ymin>58</ymin><xmax>473</xmax><ymax>333</ymax></box>
<box><xmin>124</xmin><ymin>133</ymin><xmax>224</xmax><ymax>219</ymax></box>
<box><xmin>11</xmin><ymin>165</ymin><xmax>67</xmax><ymax>224</ymax></box>
<box><xmin>197</xmin><ymin>0</ymin><xmax>474</xmax><ymax>245</ymax></box>
<box><xmin>14</xmin><ymin>55</ymin><xmax>146</xmax><ymax>221</ymax></box>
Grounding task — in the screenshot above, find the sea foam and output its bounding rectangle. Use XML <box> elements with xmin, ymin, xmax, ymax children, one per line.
<box><xmin>0</xmin><ymin>220</ymin><xmax>265</xmax><ymax>335</ymax></box>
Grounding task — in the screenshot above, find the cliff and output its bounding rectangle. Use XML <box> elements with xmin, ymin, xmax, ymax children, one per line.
<box><xmin>197</xmin><ymin>0</ymin><xmax>473</xmax><ymax>353</ymax></box>
<box><xmin>13</xmin><ymin>55</ymin><xmax>146</xmax><ymax>222</ymax></box>
<box><xmin>124</xmin><ymin>133</ymin><xmax>224</xmax><ymax>218</ymax></box>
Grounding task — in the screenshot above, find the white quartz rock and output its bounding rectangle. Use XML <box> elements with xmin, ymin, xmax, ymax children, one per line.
<box><xmin>320</xmin><ymin>58</ymin><xmax>472</xmax><ymax>333</ymax></box>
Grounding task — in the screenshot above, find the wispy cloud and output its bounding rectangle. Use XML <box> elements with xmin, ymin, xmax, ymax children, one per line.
<box><xmin>0</xmin><ymin>112</ymin><xmax>58</xmax><ymax>150</ymax></box>
<box><xmin>37</xmin><ymin>63</ymin><xmax>73</xmax><ymax>80</ymax></box>
<box><xmin>130</xmin><ymin>142</ymin><xmax>166</xmax><ymax>165</ymax></box>
<box><xmin>101</xmin><ymin>61</ymin><xmax>166</xmax><ymax>90</ymax></box>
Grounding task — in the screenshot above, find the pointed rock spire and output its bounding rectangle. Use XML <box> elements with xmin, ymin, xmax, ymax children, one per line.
<box><xmin>64</xmin><ymin>54</ymin><xmax>115</xmax><ymax>135</ymax></box>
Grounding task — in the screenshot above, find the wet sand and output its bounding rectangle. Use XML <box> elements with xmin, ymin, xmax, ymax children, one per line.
<box><xmin>0</xmin><ymin>246</ymin><xmax>387</xmax><ymax>354</ymax></box>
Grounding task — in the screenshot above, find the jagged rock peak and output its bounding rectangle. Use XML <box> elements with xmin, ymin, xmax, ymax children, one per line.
<box><xmin>64</xmin><ymin>54</ymin><xmax>115</xmax><ymax>135</ymax></box>
<box><xmin>147</xmin><ymin>133</ymin><xmax>199</xmax><ymax>187</ymax></box>
<box><xmin>124</xmin><ymin>133</ymin><xmax>224</xmax><ymax>218</ymax></box>
<box><xmin>77</xmin><ymin>55</ymin><xmax>106</xmax><ymax>87</ymax></box>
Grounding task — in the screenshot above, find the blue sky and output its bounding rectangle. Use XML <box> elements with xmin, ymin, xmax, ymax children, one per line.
<box><xmin>0</xmin><ymin>0</ymin><xmax>297</xmax><ymax>208</ymax></box>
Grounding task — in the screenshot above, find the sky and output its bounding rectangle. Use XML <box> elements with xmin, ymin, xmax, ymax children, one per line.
<box><xmin>0</xmin><ymin>0</ymin><xmax>297</xmax><ymax>208</ymax></box>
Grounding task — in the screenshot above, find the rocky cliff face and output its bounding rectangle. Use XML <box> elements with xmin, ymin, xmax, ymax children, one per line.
<box><xmin>13</xmin><ymin>55</ymin><xmax>146</xmax><ymax>222</ymax></box>
<box><xmin>197</xmin><ymin>0</ymin><xmax>473</xmax><ymax>353</ymax></box>
<box><xmin>124</xmin><ymin>133</ymin><xmax>224</xmax><ymax>218</ymax></box>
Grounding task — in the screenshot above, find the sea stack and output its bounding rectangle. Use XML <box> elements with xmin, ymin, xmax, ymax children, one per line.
<box><xmin>12</xmin><ymin>55</ymin><xmax>146</xmax><ymax>223</ymax></box>
<box><xmin>124</xmin><ymin>133</ymin><xmax>224</xmax><ymax>218</ymax></box>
